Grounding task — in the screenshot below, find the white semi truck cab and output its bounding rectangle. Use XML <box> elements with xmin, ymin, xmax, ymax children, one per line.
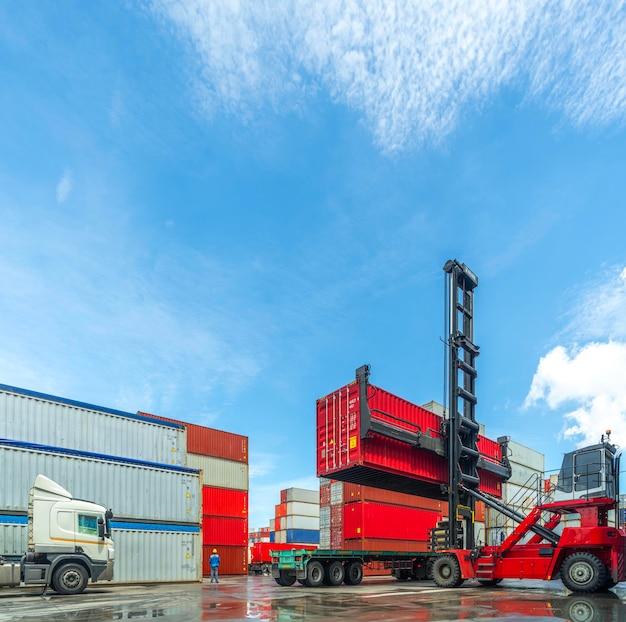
<box><xmin>0</xmin><ymin>474</ymin><xmax>114</xmax><ymax>595</ymax></box>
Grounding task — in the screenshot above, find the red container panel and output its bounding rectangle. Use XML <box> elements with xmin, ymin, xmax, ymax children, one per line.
<box><xmin>316</xmin><ymin>380</ymin><xmax>504</xmax><ymax>498</ymax></box>
<box><xmin>343</xmin><ymin>538</ymin><xmax>430</xmax><ymax>552</ymax></box>
<box><xmin>203</xmin><ymin>516</ymin><xmax>248</xmax><ymax>546</ymax></box>
<box><xmin>202</xmin><ymin>486</ymin><xmax>248</xmax><ymax>518</ymax></box>
<box><xmin>275</xmin><ymin>503</ymin><xmax>287</xmax><ymax>518</ymax></box>
<box><xmin>280</xmin><ymin>489</ymin><xmax>287</xmax><ymax>504</ymax></box>
<box><xmin>274</xmin><ymin>517</ymin><xmax>282</xmax><ymax>531</ymax></box>
<box><xmin>341</xmin><ymin>483</ymin><xmax>445</xmax><ymax>511</ymax></box>
<box><xmin>343</xmin><ymin>502</ymin><xmax>442</xmax><ymax>541</ymax></box>
<box><xmin>138</xmin><ymin>411</ymin><xmax>248</xmax><ymax>462</ymax></box>
<box><xmin>203</xmin><ymin>545</ymin><xmax>247</xmax><ymax>576</ymax></box>
<box><xmin>250</xmin><ymin>542</ymin><xmax>317</xmax><ymax>565</ymax></box>
<box><xmin>319</xmin><ymin>482</ymin><xmax>330</xmax><ymax>506</ymax></box>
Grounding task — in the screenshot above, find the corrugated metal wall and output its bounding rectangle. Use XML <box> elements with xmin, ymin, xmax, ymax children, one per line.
<box><xmin>186</xmin><ymin>453</ymin><xmax>248</xmax><ymax>491</ymax></box>
<box><xmin>0</xmin><ymin>520</ymin><xmax>27</xmax><ymax>555</ymax></box>
<box><xmin>0</xmin><ymin>386</ymin><xmax>186</xmax><ymax>466</ymax></box>
<box><xmin>0</xmin><ymin>441</ymin><xmax>200</xmax><ymax>523</ymax></box>
<box><xmin>110</xmin><ymin>528</ymin><xmax>201</xmax><ymax>583</ymax></box>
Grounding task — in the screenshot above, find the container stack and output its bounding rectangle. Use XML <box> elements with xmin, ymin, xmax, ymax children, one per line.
<box><xmin>0</xmin><ymin>384</ymin><xmax>202</xmax><ymax>583</ymax></box>
<box><xmin>271</xmin><ymin>488</ymin><xmax>320</xmax><ymax>545</ymax></box>
<box><xmin>137</xmin><ymin>416</ymin><xmax>249</xmax><ymax>576</ymax></box>
<box><xmin>248</xmin><ymin>526</ymin><xmax>271</xmax><ymax>545</ymax></box>
<box><xmin>485</xmin><ymin>439</ymin><xmax>544</xmax><ymax>545</ymax></box>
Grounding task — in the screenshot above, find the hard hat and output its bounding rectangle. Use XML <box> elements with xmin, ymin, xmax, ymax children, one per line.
<box><xmin>212</xmin><ymin>548</ymin><xmax>217</xmax><ymax>553</ymax></box>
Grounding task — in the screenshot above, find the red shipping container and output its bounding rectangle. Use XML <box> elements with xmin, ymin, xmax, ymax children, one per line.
<box><xmin>203</xmin><ymin>516</ymin><xmax>248</xmax><ymax>546</ymax></box>
<box><xmin>250</xmin><ymin>542</ymin><xmax>318</xmax><ymax>566</ymax></box>
<box><xmin>280</xmin><ymin>489</ymin><xmax>287</xmax><ymax>504</ymax></box>
<box><xmin>316</xmin><ymin>379</ymin><xmax>504</xmax><ymax>498</ymax></box>
<box><xmin>137</xmin><ymin>411</ymin><xmax>248</xmax><ymax>463</ymax></box>
<box><xmin>275</xmin><ymin>503</ymin><xmax>287</xmax><ymax>518</ymax></box>
<box><xmin>203</xmin><ymin>545</ymin><xmax>247</xmax><ymax>576</ymax></box>
<box><xmin>343</xmin><ymin>538</ymin><xmax>430</xmax><ymax>553</ymax></box>
<box><xmin>343</xmin><ymin>502</ymin><xmax>442</xmax><ymax>541</ymax></box>
<box><xmin>274</xmin><ymin>517</ymin><xmax>282</xmax><ymax>531</ymax></box>
<box><xmin>341</xmin><ymin>483</ymin><xmax>445</xmax><ymax>511</ymax></box>
<box><xmin>202</xmin><ymin>486</ymin><xmax>248</xmax><ymax>518</ymax></box>
<box><xmin>319</xmin><ymin>482</ymin><xmax>331</xmax><ymax>506</ymax></box>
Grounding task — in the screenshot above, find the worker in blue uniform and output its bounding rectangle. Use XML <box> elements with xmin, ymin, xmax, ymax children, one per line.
<box><xmin>209</xmin><ymin>548</ymin><xmax>221</xmax><ymax>583</ymax></box>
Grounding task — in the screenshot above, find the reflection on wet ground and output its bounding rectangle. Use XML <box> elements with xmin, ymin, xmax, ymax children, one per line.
<box><xmin>0</xmin><ymin>576</ymin><xmax>625</xmax><ymax>621</ymax></box>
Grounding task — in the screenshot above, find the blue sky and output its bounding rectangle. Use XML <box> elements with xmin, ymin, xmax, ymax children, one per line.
<box><xmin>1</xmin><ymin>1</ymin><xmax>626</xmax><ymax>530</ymax></box>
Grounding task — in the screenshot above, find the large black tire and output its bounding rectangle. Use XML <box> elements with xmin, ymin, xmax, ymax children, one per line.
<box><xmin>274</xmin><ymin>570</ymin><xmax>297</xmax><ymax>586</ymax></box>
<box><xmin>343</xmin><ymin>560</ymin><xmax>363</xmax><ymax>585</ymax></box>
<box><xmin>52</xmin><ymin>562</ymin><xmax>89</xmax><ymax>595</ymax></box>
<box><xmin>561</xmin><ymin>552</ymin><xmax>607</xmax><ymax>593</ymax></box>
<box><xmin>303</xmin><ymin>561</ymin><xmax>324</xmax><ymax>588</ymax></box>
<box><xmin>324</xmin><ymin>561</ymin><xmax>345</xmax><ymax>586</ymax></box>
<box><xmin>431</xmin><ymin>555</ymin><xmax>464</xmax><ymax>588</ymax></box>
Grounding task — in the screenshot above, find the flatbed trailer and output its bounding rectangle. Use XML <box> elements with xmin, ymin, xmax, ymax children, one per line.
<box><xmin>271</xmin><ymin>548</ymin><xmax>434</xmax><ymax>587</ymax></box>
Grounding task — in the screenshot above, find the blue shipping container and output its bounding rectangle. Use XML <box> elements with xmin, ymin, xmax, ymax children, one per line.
<box><xmin>269</xmin><ymin>531</ymin><xmax>275</xmax><ymax>543</ymax></box>
<box><xmin>285</xmin><ymin>529</ymin><xmax>320</xmax><ymax>544</ymax></box>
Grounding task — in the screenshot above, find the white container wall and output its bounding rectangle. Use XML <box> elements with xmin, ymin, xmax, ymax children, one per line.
<box><xmin>111</xmin><ymin>527</ymin><xmax>201</xmax><ymax>583</ymax></box>
<box><xmin>0</xmin><ymin>520</ymin><xmax>27</xmax><ymax>555</ymax></box>
<box><xmin>319</xmin><ymin>506</ymin><xmax>330</xmax><ymax>530</ymax></box>
<box><xmin>286</xmin><ymin>502</ymin><xmax>319</xmax><ymax>517</ymax></box>
<box><xmin>319</xmin><ymin>530</ymin><xmax>330</xmax><ymax>549</ymax></box>
<box><xmin>274</xmin><ymin>530</ymin><xmax>286</xmax><ymax>544</ymax></box>
<box><xmin>508</xmin><ymin>462</ymin><xmax>545</xmax><ymax>488</ymax></box>
<box><xmin>507</xmin><ymin>439</ymin><xmax>544</xmax><ymax>473</ymax></box>
<box><xmin>0</xmin><ymin>385</ymin><xmax>186</xmax><ymax>466</ymax></box>
<box><xmin>0</xmin><ymin>441</ymin><xmax>200</xmax><ymax>523</ymax></box>
<box><xmin>285</xmin><ymin>488</ymin><xmax>318</xmax><ymax>504</ymax></box>
<box><xmin>284</xmin><ymin>515</ymin><xmax>319</xmax><ymax>530</ymax></box>
<box><xmin>330</xmin><ymin>482</ymin><xmax>343</xmax><ymax>505</ymax></box>
<box><xmin>186</xmin><ymin>453</ymin><xmax>248</xmax><ymax>491</ymax></box>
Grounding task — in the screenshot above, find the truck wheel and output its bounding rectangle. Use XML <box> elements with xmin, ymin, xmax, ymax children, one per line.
<box><xmin>274</xmin><ymin>570</ymin><xmax>296</xmax><ymax>586</ymax></box>
<box><xmin>52</xmin><ymin>562</ymin><xmax>88</xmax><ymax>595</ymax></box>
<box><xmin>561</xmin><ymin>552</ymin><xmax>607</xmax><ymax>593</ymax></box>
<box><xmin>303</xmin><ymin>561</ymin><xmax>324</xmax><ymax>587</ymax></box>
<box><xmin>343</xmin><ymin>560</ymin><xmax>363</xmax><ymax>585</ymax></box>
<box><xmin>324</xmin><ymin>561</ymin><xmax>344</xmax><ymax>586</ymax></box>
<box><xmin>431</xmin><ymin>555</ymin><xmax>464</xmax><ymax>588</ymax></box>
<box><xmin>260</xmin><ymin>563</ymin><xmax>270</xmax><ymax>575</ymax></box>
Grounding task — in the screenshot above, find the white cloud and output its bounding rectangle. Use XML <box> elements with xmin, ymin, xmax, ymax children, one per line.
<box><xmin>56</xmin><ymin>170</ymin><xmax>72</xmax><ymax>204</ymax></box>
<box><xmin>147</xmin><ymin>0</ymin><xmax>626</xmax><ymax>151</ymax></box>
<box><xmin>525</xmin><ymin>267</ymin><xmax>626</xmax><ymax>447</ymax></box>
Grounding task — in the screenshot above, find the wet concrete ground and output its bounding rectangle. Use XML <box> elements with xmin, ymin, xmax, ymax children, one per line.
<box><xmin>0</xmin><ymin>575</ymin><xmax>625</xmax><ymax>621</ymax></box>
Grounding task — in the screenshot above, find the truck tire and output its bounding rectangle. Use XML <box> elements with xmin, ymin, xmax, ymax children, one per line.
<box><xmin>324</xmin><ymin>561</ymin><xmax>344</xmax><ymax>586</ymax></box>
<box><xmin>561</xmin><ymin>552</ymin><xmax>607</xmax><ymax>593</ymax></box>
<box><xmin>343</xmin><ymin>560</ymin><xmax>363</xmax><ymax>585</ymax></box>
<box><xmin>52</xmin><ymin>562</ymin><xmax>88</xmax><ymax>595</ymax></box>
<box><xmin>303</xmin><ymin>561</ymin><xmax>324</xmax><ymax>588</ymax></box>
<box><xmin>431</xmin><ymin>555</ymin><xmax>464</xmax><ymax>588</ymax></box>
<box><xmin>274</xmin><ymin>570</ymin><xmax>296</xmax><ymax>586</ymax></box>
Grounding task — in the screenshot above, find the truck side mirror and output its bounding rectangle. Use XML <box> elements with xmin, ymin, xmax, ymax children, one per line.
<box><xmin>98</xmin><ymin>517</ymin><xmax>105</xmax><ymax>539</ymax></box>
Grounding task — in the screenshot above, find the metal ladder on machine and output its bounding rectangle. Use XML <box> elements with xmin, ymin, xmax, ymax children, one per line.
<box><xmin>442</xmin><ymin>260</ymin><xmax>481</xmax><ymax>551</ymax></box>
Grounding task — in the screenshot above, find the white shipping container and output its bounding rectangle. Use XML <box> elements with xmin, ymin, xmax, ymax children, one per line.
<box><xmin>0</xmin><ymin>385</ymin><xmax>186</xmax><ymax>466</ymax></box>
<box><xmin>503</xmin><ymin>482</ymin><xmax>543</xmax><ymax>511</ymax></box>
<box><xmin>0</xmin><ymin>441</ymin><xmax>200</xmax><ymax>523</ymax></box>
<box><xmin>319</xmin><ymin>529</ymin><xmax>330</xmax><ymax>549</ymax></box>
<box><xmin>508</xmin><ymin>462</ymin><xmax>544</xmax><ymax>488</ymax></box>
<box><xmin>319</xmin><ymin>506</ymin><xmax>330</xmax><ymax>529</ymax></box>
<box><xmin>284</xmin><ymin>515</ymin><xmax>319</xmax><ymax>530</ymax></box>
<box><xmin>285</xmin><ymin>488</ymin><xmax>318</xmax><ymax>504</ymax></box>
<box><xmin>506</xmin><ymin>439</ymin><xmax>544</xmax><ymax>473</ymax></box>
<box><xmin>274</xmin><ymin>530</ymin><xmax>286</xmax><ymax>544</ymax></box>
<box><xmin>186</xmin><ymin>453</ymin><xmax>248</xmax><ymax>491</ymax></box>
<box><xmin>330</xmin><ymin>482</ymin><xmax>343</xmax><ymax>505</ymax></box>
<box><xmin>286</xmin><ymin>501</ymin><xmax>319</xmax><ymax>517</ymax></box>
<box><xmin>112</xmin><ymin>526</ymin><xmax>201</xmax><ymax>583</ymax></box>
<box><xmin>269</xmin><ymin>518</ymin><xmax>275</xmax><ymax>531</ymax></box>
<box><xmin>0</xmin><ymin>519</ymin><xmax>27</xmax><ymax>555</ymax></box>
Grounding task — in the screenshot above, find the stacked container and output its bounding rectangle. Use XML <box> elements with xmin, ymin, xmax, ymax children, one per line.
<box><xmin>137</xmin><ymin>415</ymin><xmax>249</xmax><ymax>576</ymax></box>
<box><xmin>485</xmin><ymin>439</ymin><xmax>544</xmax><ymax>544</ymax></box>
<box><xmin>272</xmin><ymin>488</ymin><xmax>320</xmax><ymax>545</ymax></box>
<box><xmin>0</xmin><ymin>384</ymin><xmax>202</xmax><ymax>583</ymax></box>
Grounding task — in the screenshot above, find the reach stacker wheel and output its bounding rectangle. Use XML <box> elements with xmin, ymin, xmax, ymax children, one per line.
<box><xmin>343</xmin><ymin>560</ymin><xmax>363</xmax><ymax>585</ymax></box>
<box><xmin>561</xmin><ymin>552</ymin><xmax>606</xmax><ymax>593</ymax></box>
<box><xmin>431</xmin><ymin>555</ymin><xmax>465</xmax><ymax>588</ymax></box>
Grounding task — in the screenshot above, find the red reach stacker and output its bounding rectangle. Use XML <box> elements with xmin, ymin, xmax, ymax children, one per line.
<box><xmin>273</xmin><ymin>261</ymin><xmax>625</xmax><ymax>592</ymax></box>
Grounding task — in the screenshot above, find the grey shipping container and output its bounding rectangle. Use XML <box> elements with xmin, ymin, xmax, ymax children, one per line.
<box><xmin>0</xmin><ymin>440</ymin><xmax>200</xmax><ymax>523</ymax></box>
<box><xmin>0</xmin><ymin>384</ymin><xmax>186</xmax><ymax>466</ymax></box>
<box><xmin>186</xmin><ymin>453</ymin><xmax>248</xmax><ymax>491</ymax></box>
<box><xmin>0</xmin><ymin>518</ymin><xmax>27</xmax><ymax>555</ymax></box>
<box><xmin>111</xmin><ymin>525</ymin><xmax>201</xmax><ymax>583</ymax></box>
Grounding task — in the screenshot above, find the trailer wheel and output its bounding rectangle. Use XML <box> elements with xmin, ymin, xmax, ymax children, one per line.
<box><xmin>561</xmin><ymin>552</ymin><xmax>607</xmax><ymax>593</ymax></box>
<box><xmin>274</xmin><ymin>570</ymin><xmax>297</xmax><ymax>586</ymax></box>
<box><xmin>52</xmin><ymin>562</ymin><xmax>88</xmax><ymax>595</ymax></box>
<box><xmin>344</xmin><ymin>560</ymin><xmax>363</xmax><ymax>585</ymax></box>
<box><xmin>322</xmin><ymin>561</ymin><xmax>344</xmax><ymax>586</ymax></box>
<box><xmin>303</xmin><ymin>561</ymin><xmax>324</xmax><ymax>588</ymax></box>
<box><xmin>431</xmin><ymin>555</ymin><xmax>464</xmax><ymax>588</ymax></box>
